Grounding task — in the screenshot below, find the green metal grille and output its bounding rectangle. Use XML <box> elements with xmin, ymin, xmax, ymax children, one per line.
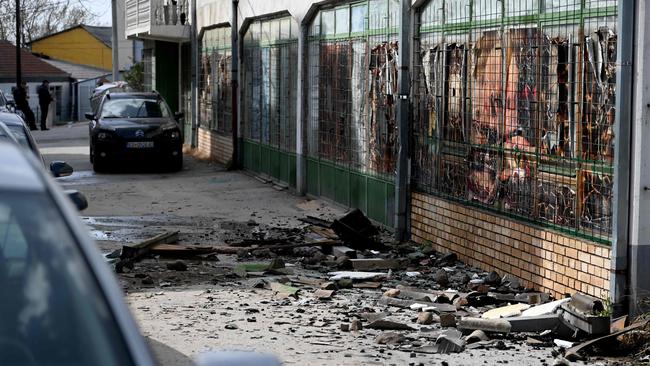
<box><xmin>199</xmin><ymin>26</ymin><xmax>233</xmax><ymax>134</ymax></box>
<box><xmin>241</xmin><ymin>15</ymin><xmax>299</xmax><ymax>186</ymax></box>
<box><xmin>306</xmin><ymin>0</ymin><xmax>401</xmax><ymax>226</ymax></box>
<box><xmin>412</xmin><ymin>0</ymin><xmax>617</xmax><ymax>244</ymax></box>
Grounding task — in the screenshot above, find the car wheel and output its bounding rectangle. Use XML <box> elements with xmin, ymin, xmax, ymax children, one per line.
<box><xmin>93</xmin><ymin>158</ymin><xmax>108</xmax><ymax>173</ymax></box>
<box><xmin>169</xmin><ymin>154</ymin><xmax>183</xmax><ymax>172</ymax></box>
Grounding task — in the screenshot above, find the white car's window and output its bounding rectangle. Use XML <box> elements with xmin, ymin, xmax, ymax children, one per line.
<box><xmin>101</xmin><ymin>98</ymin><xmax>172</xmax><ymax>119</ymax></box>
<box><xmin>6</xmin><ymin>125</ymin><xmax>30</xmax><ymax>149</ymax></box>
<box><xmin>0</xmin><ymin>192</ymin><xmax>134</xmax><ymax>366</ymax></box>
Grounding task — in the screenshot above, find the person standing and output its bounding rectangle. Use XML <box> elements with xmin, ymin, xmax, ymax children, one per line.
<box><xmin>37</xmin><ymin>80</ymin><xmax>52</xmax><ymax>131</ymax></box>
<box><xmin>13</xmin><ymin>82</ymin><xmax>37</xmax><ymax>130</ymax></box>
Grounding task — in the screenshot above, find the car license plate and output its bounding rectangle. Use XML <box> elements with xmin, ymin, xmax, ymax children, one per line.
<box><xmin>126</xmin><ymin>141</ymin><xmax>154</xmax><ymax>149</ymax></box>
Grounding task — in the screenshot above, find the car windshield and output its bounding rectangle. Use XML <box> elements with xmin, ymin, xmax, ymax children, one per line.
<box><xmin>0</xmin><ymin>191</ymin><xmax>134</xmax><ymax>366</ymax></box>
<box><xmin>101</xmin><ymin>98</ymin><xmax>171</xmax><ymax>119</ymax></box>
<box><xmin>5</xmin><ymin>125</ymin><xmax>30</xmax><ymax>149</ymax></box>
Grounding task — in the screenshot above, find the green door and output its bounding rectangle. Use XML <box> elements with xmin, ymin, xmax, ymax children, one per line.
<box><xmin>155</xmin><ymin>41</ymin><xmax>179</xmax><ymax>113</ymax></box>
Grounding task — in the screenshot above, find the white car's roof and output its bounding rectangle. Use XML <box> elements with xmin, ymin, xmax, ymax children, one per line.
<box><xmin>0</xmin><ymin>142</ymin><xmax>44</xmax><ymax>192</ymax></box>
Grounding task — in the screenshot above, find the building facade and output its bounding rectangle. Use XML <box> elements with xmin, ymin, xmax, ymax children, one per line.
<box><xmin>125</xmin><ymin>0</ymin><xmax>649</xmax><ymax>314</ymax></box>
<box><xmin>30</xmin><ymin>24</ymin><xmax>141</xmax><ymax>72</ymax></box>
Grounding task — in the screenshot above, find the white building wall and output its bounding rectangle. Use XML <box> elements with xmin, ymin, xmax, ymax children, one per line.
<box><xmin>196</xmin><ymin>0</ymin><xmax>420</xmax><ymax>32</ymax></box>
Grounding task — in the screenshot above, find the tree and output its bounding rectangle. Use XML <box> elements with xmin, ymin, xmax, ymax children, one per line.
<box><xmin>0</xmin><ymin>0</ymin><xmax>97</xmax><ymax>47</ymax></box>
<box><xmin>124</xmin><ymin>62</ymin><xmax>145</xmax><ymax>91</ymax></box>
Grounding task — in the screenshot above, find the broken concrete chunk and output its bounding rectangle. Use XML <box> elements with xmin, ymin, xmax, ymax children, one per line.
<box><xmin>166</xmin><ymin>260</ymin><xmax>188</xmax><ymax>271</ymax></box>
<box><xmin>332</xmin><ymin>246</ymin><xmax>357</xmax><ymax>259</ymax></box>
<box><xmin>457</xmin><ymin>317</ymin><xmax>512</xmax><ymax>333</ymax></box>
<box><xmin>252</xmin><ymin>279</ymin><xmax>268</xmax><ymax>289</ymax></box>
<box><xmin>508</xmin><ymin>314</ymin><xmax>561</xmax><ymax>333</ymax></box>
<box><xmin>439</xmin><ymin>313</ymin><xmax>456</xmax><ymax>328</ymax></box>
<box><xmin>569</xmin><ymin>293</ymin><xmax>605</xmax><ymax>315</ymax></box>
<box><xmin>340</xmin><ymin>323</ymin><xmax>350</xmax><ymax>332</ymax></box>
<box><xmin>366</xmin><ymin>319</ymin><xmax>415</xmax><ymax>331</ymax></box>
<box><xmin>526</xmin><ymin>337</ymin><xmax>548</xmax><ymax>347</ymax></box>
<box><xmin>417</xmin><ymin>312</ymin><xmax>434</xmax><ymax>325</ymax></box>
<box><xmin>560</xmin><ymin>295</ymin><xmax>611</xmax><ymax>335</ymax></box>
<box><xmin>313</xmin><ymin>289</ymin><xmax>335</xmax><ymax>300</ymax></box>
<box><xmin>484</xmin><ymin>271</ymin><xmax>502</xmax><ymax>286</ymax></box>
<box><xmin>350</xmin><ymin>319</ymin><xmax>363</xmax><ymax>331</ymax></box>
<box><xmin>375</xmin><ymin>332</ymin><xmax>407</xmax><ymax>345</ymax></box>
<box><xmin>481</xmin><ymin>303</ymin><xmax>531</xmax><ymax>319</ymax></box>
<box><xmin>320</xmin><ymin>282</ymin><xmax>337</xmax><ymax>290</ymax></box>
<box><xmin>336</xmin><ymin>256</ymin><xmax>353</xmax><ymax>269</ymax></box>
<box><xmin>383</xmin><ymin>289</ymin><xmax>401</xmax><ymax>298</ymax></box>
<box><xmin>435</xmin><ymin>252</ymin><xmax>457</xmax><ymax>266</ymax></box>
<box><xmin>267</xmin><ymin>258</ymin><xmax>286</xmax><ymax>270</ymax></box>
<box><xmin>350</xmin><ymin>258</ymin><xmax>401</xmax><ymax>271</ymax></box>
<box><xmin>434</xmin><ymin>269</ymin><xmax>449</xmax><ymax>287</ymax></box>
<box><xmin>465</xmin><ymin>330</ymin><xmax>490</xmax><ymax>344</ymax></box>
<box><xmin>328</xmin><ymin>271</ymin><xmax>387</xmax><ymax>281</ymax></box>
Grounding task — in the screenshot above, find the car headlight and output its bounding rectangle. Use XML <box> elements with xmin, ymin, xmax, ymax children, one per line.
<box><xmin>97</xmin><ymin>132</ymin><xmax>113</xmax><ymax>141</ymax></box>
<box><xmin>168</xmin><ymin>130</ymin><xmax>180</xmax><ymax>140</ymax></box>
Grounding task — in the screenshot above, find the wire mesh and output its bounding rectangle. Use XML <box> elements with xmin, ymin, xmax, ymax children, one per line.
<box><xmin>242</xmin><ymin>16</ymin><xmax>298</xmax><ymax>153</ymax></box>
<box><xmin>412</xmin><ymin>0</ymin><xmax>617</xmax><ymax>242</ymax></box>
<box><xmin>200</xmin><ymin>26</ymin><xmax>233</xmax><ymax>134</ymax></box>
<box><xmin>307</xmin><ymin>0</ymin><xmax>401</xmax><ymax>181</ymax></box>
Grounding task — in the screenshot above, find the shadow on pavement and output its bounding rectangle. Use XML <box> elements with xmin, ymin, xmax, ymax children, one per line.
<box><xmin>146</xmin><ymin>337</ymin><xmax>194</xmax><ymax>366</ymax></box>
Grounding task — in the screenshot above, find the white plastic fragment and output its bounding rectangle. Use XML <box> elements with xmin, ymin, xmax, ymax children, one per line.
<box><xmin>327</xmin><ymin>271</ymin><xmax>387</xmax><ymax>281</ymax></box>
<box><xmin>553</xmin><ymin>339</ymin><xmax>574</xmax><ymax>348</ymax></box>
<box><xmin>520</xmin><ymin>298</ymin><xmax>570</xmax><ymax>317</ymax></box>
<box><xmin>410</xmin><ymin>303</ymin><xmax>428</xmax><ymax>311</ymax></box>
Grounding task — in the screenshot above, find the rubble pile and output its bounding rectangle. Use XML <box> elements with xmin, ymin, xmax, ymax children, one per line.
<box><xmin>112</xmin><ymin>209</ymin><xmax>648</xmax><ymax>364</ymax></box>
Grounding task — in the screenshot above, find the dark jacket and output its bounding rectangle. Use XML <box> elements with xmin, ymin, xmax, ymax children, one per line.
<box><xmin>12</xmin><ymin>87</ymin><xmax>28</xmax><ymax>108</ymax></box>
<box><xmin>37</xmin><ymin>85</ymin><xmax>52</xmax><ymax>106</ymax></box>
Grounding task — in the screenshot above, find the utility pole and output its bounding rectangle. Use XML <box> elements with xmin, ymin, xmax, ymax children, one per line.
<box><xmin>231</xmin><ymin>0</ymin><xmax>239</xmax><ymax>169</ymax></box>
<box><xmin>394</xmin><ymin>0</ymin><xmax>411</xmax><ymax>241</ymax></box>
<box><xmin>15</xmin><ymin>0</ymin><xmax>21</xmax><ymax>88</ymax></box>
<box><xmin>190</xmin><ymin>0</ymin><xmax>198</xmax><ymax>148</ymax></box>
<box><xmin>111</xmin><ymin>0</ymin><xmax>120</xmax><ymax>81</ymax></box>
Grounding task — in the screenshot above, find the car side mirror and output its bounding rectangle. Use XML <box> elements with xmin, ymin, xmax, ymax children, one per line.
<box><xmin>195</xmin><ymin>352</ymin><xmax>282</xmax><ymax>366</ymax></box>
<box><xmin>174</xmin><ymin>112</ymin><xmax>184</xmax><ymax>120</ymax></box>
<box><xmin>65</xmin><ymin>190</ymin><xmax>88</xmax><ymax>211</ymax></box>
<box><xmin>50</xmin><ymin>161</ymin><xmax>74</xmax><ymax>177</ymax></box>
<box><xmin>85</xmin><ymin>112</ymin><xmax>95</xmax><ymax>120</ymax></box>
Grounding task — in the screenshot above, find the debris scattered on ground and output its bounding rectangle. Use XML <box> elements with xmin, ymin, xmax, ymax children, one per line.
<box><xmin>107</xmin><ymin>210</ymin><xmax>643</xmax><ymax>365</ymax></box>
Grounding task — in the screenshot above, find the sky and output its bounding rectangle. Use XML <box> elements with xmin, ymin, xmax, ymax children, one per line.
<box><xmin>85</xmin><ymin>0</ymin><xmax>113</xmax><ymax>26</ymax></box>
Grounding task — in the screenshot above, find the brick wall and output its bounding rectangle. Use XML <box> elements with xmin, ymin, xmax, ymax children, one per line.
<box><xmin>411</xmin><ymin>192</ymin><xmax>611</xmax><ymax>300</ymax></box>
<box><xmin>197</xmin><ymin>127</ymin><xmax>233</xmax><ymax>165</ymax></box>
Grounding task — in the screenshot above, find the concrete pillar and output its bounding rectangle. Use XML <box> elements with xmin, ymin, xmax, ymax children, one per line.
<box><xmin>628</xmin><ymin>0</ymin><xmax>650</xmax><ymax>316</ymax></box>
<box><xmin>295</xmin><ymin>22</ymin><xmax>307</xmax><ymax>195</ymax></box>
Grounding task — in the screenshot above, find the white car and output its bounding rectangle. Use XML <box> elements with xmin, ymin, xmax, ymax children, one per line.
<box><xmin>0</xmin><ymin>141</ymin><xmax>280</xmax><ymax>366</ymax></box>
